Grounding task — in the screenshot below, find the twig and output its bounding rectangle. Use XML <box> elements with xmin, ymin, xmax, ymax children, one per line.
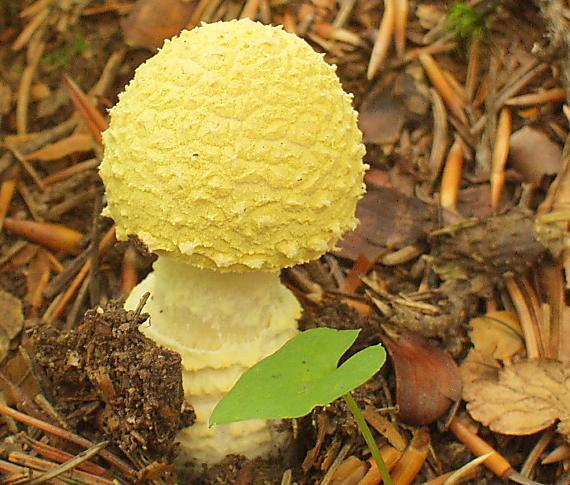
<box><xmin>42</xmin><ymin>158</ymin><xmax>99</xmax><ymax>185</ymax></box>
<box><xmin>10</xmin><ymin>148</ymin><xmax>46</xmax><ymax>192</ymax></box>
<box><xmin>19</xmin><ymin>434</ymin><xmax>108</xmax><ymax>476</ymax></box>
<box><xmin>47</xmin><ymin>225</ymin><xmax>115</xmax><ymax>323</ymax></box>
<box><xmin>495</xmin><ymin>62</ymin><xmax>548</xmax><ymax>109</ymax></box>
<box><xmin>0</xmin><ymin>403</ymin><xmax>135</xmax><ymax>478</ymax></box>
<box><xmin>25</xmin><ymin>440</ymin><xmax>110</xmax><ymax>485</ymax></box>
<box><xmin>520</xmin><ymin>428</ymin><xmax>554</xmax><ymax>478</ymax></box>
<box><xmin>465</xmin><ymin>38</ymin><xmax>481</xmax><ymax>102</ymax></box>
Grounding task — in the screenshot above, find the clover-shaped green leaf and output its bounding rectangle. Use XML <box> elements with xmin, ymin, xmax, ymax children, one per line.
<box><xmin>210</xmin><ymin>327</ymin><xmax>386</xmax><ymax>425</ymax></box>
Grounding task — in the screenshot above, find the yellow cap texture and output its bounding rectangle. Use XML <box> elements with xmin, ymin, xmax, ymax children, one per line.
<box><xmin>100</xmin><ymin>19</ymin><xmax>366</xmax><ymax>271</ymax></box>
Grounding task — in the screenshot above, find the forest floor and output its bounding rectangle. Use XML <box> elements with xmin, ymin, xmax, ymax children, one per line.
<box><xmin>1</xmin><ymin>0</ymin><xmax>570</xmax><ymax>483</ymax></box>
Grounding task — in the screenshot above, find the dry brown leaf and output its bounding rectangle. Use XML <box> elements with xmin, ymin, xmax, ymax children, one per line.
<box><xmin>121</xmin><ymin>0</ymin><xmax>195</xmax><ymax>50</ymax></box>
<box><xmin>470</xmin><ymin>312</ymin><xmax>524</xmax><ymax>360</ymax></box>
<box><xmin>25</xmin><ymin>133</ymin><xmax>94</xmax><ymax>161</ymax></box>
<box><xmin>0</xmin><ymin>290</ymin><xmax>24</xmax><ymax>363</ymax></box>
<box><xmin>460</xmin><ymin>311</ymin><xmax>525</xmax><ymax>384</ymax></box>
<box><xmin>509</xmin><ymin>126</ymin><xmax>562</xmax><ymax>183</ymax></box>
<box><xmin>464</xmin><ymin>360</ymin><xmax>570</xmax><ymax>437</ymax></box>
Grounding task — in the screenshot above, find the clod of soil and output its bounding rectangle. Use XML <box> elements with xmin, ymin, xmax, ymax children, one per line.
<box><xmin>30</xmin><ymin>300</ymin><xmax>194</xmax><ymax>460</ymax></box>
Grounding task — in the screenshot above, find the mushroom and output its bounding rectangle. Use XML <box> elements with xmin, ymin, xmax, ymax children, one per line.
<box><xmin>100</xmin><ymin>19</ymin><xmax>366</xmax><ymax>464</ymax></box>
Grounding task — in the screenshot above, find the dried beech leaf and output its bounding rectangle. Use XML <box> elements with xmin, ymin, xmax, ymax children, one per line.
<box><xmin>464</xmin><ymin>360</ymin><xmax>570</xmax><ymax>437</ymax></box>
<box><xmin>470</xmin><ymin>311</ymin><xmax>524</xmax><ymax>360</ymax></box>
<box><xmin>509</xmin><ymin>127</ymin><xmax>562</xmax><ymax>183</ymax></box>
<box><xmin>122</xmin><ymin>0</ymin><xmax>195</xmax><ymax>50</ymax></box>
<box><xmin>25</xmin><ymin>133</ymin><xmax>94</xmax><ymax>161</ymax></box>
<box><xmin>0</xmin><ymin>290</ymin><xmax>24</xmax><ymax>362</ymax></box>
<box><xmin>383</xmin><ymin>332</ymin><xmax>462</xmax><ymax>425</ymax></box>
<box><xmin>460</xmin><ymin>311</ymin><xmax>525</xmax><ymax>384</ymax></box>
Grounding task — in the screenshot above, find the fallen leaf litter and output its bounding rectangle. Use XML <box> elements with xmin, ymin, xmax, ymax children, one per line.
<box><xmin>2</xmin><ymin>0</ymin><xmax>570</xmax><ymax>484</ymax></box>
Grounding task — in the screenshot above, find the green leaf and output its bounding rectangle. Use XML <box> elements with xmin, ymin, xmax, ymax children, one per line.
<box><xmin>210</xmin><ymin>328</ymin><xmax>386</xmax><ymax>426</ymax></box>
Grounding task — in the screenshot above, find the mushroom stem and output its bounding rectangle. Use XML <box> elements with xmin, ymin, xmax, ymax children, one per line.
<box><xmin>125</xmin><ymin>255</ymin><xmax>300</xmax><ymax>463</ymax></box>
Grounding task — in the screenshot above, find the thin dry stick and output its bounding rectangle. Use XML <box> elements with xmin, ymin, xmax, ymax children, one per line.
<box><xmin>367</xmin><ymin>0</ymin><xmax>395</xmax><ymax>80</ymax></box>
<box><xmin>440</xmin><ymin>138</ymin><xmax>464</xmax><ymax>210</ymax></box>
<box><xmin>65</xmin><ymin>274</ymin><xmax>90</xmax><ymax>329</ymax></box>
<box><xmin>437</xmin><ymin>453</ymin><xmax>490</xmax><ymax>485</ymax></box>
<box><xmin>46</xmin><ymin>187</ymin><xmax>100</xmax><ymax>219</ymax></box>
<box><xmin>465</xmin><ymin>39</ymin><xmax>481</xmax><ymax>102</ymax></box>
<box><xmin>47</xmin><ymin>225</ymin><xmax>115</xmax><ymax>323</ymax></box>
<box><xmin>17</xmin><ymin>182</ymin><xmax>43</xmax><ymax>221</ymax></box>
<box><xmin>490</xmin><ymin>107</ymin><xmax>511</xmax><ymax>211</ymax></box>
<box><xmin>505</xmin><ymin>87</ymin><xmax>567</xmax><ymax>106</ymax></box>
<box><xmin>520</xmin><ymin>428</ymin><xmax>554</xmax><ymax>478</ymax></box>
<box><xmin>419</xmin><ymin>53</ymin><xmax>466</xmax><ymax>124</ymax></box>
<box><xmin>42</xmin><ymin>158</ymin><xmax>99</xmax><ymax>185</ymax></box>
<box><xmin>6</xmin><ymin>451</ymin><xmax>115</xmax><ymax>485</ymax></box>
<box><xmin>11</xmin><ymin>148</ymin><xmax>46</xmax><ymax>190</ymax></box>
<box><xmin>393</xmin><ymin>0</ymin><xmax>408</xmax><ymax>57</ymax></box>
<box><xmin>428</xmin><ymin>88</ymin><xmax>449</xmax><ymax>184</ymax></box>
<box><xmin>495</xmin><ymin>62</ymin><xmax>548</xmax><ymax>109</ymax></box>
<box><xmin>504</xmin><ymin>276</ymin><xmax>542</xmax><ymax>360</ymax></box>
<box><xmin>20</xmin><ymin>434</ymin><xmax>108</xmax><ymax>476</ymax></box>
<box><xmin>0</xmin><ymin>403</ymin><xmax>135</xmax><ymax>478</ymax></box>
<box><xmin>17</xmin><ymin>39</ymin><xmax>46</xmax><ymax>135</ymax></box>
<box><xmin>0</xmin><ymin>459</ymin><xmax>66</xmax><ymax>485</ymax></box>
<box><xmin>25</xmin><ymin>441</ymin><xmax>110</xmax><ymax>485</ymax></box>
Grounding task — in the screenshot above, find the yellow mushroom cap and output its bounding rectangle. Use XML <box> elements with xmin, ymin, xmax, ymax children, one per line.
<box><xmin>100</xmin><ymin>19</ymin><xmax>366</xmax><ymax>271</ymax></box>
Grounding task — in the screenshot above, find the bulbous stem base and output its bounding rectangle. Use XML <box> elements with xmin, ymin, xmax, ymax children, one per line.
<box><xmin>125</xmin><ymin>255</ymin><xmax>301</xmax><ymax>463</ymax></box>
